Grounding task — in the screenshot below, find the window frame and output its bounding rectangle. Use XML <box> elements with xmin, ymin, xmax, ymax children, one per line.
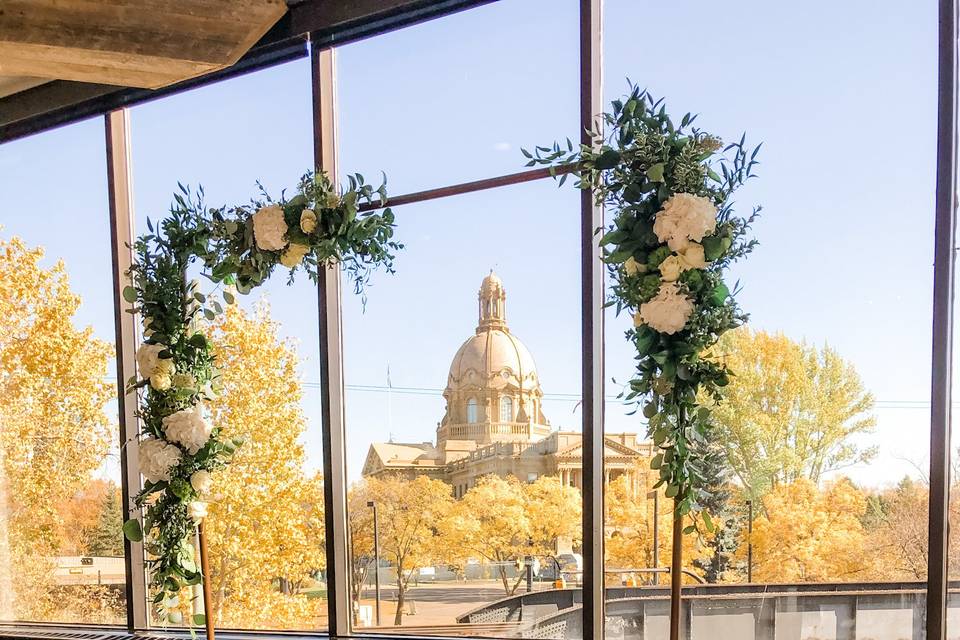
<box><xmin>0</xmin><ymin>0</ymin><xmax>950</xmax><ymax>638</ymax></box>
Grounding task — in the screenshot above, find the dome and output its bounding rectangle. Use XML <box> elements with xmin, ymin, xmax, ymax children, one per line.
<box><xmin>438</xmin><ymin>273</ymin><xmax>551</xmax><ymax>447</ymax></box>
<box><xmin>447</xmin><ymin>328</ymin><xmax>539</xmax><ymax>392</ymax></box>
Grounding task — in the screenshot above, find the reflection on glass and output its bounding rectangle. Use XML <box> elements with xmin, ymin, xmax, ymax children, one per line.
<box><xmin>0</xmin><ymin>120</ymin><xmax>126</xmax><ymax>624</ymax></box>
<box><xmin>601</xmin><ymin>1</ymin><xmax>936</xmax><ymax>638</ymax></box>
<box><xmin>130</xmin><ymin>59</ymin><xmax>327</xmax><ymax>630</ymax></box>
<box><xmin>343</xmin><ymin>182</ymin><xmax>583</xmax><ymax>637</ymax></box>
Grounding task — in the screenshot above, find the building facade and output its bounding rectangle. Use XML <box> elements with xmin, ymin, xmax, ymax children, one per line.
<box><xmin>361</xmin><ymin>273</ymin><xmax>654</xmax><ymax>495</ymax></box>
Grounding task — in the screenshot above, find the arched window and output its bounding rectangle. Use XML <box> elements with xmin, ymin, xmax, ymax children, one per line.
<box><xmin>500</xmin><ymin>396</ymin><xmax>513</xmax><ymax>422</ymax></box>
<box><xmin>466</xmin><ymin>398</ymin><xmax>478</xmax><ymax>423</ymax></box>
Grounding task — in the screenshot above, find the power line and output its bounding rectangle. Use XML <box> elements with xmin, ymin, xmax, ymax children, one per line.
<box><xmin>105</xmin><ymin>377</ymin><xmax>948</xmax><ymax>409</ymax></box>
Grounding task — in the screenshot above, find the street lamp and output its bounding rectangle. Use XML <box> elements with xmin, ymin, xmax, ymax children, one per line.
<box><xmin>746</xmin><ymin>499</ymin><xmax>753</xmax><ymax>583</ymax></box>
<box><xmin>367</xmin><ymin>500</ymin><xmax>382</xmax><ymax>626</ymax></box>
<box><xmin>646</xmin><ymin>489</ymin><xmax>659</xmax><ymax>586</ymax></box>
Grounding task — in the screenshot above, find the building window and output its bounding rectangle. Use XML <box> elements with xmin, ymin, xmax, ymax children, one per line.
<box><xmin>500</xmin><ymin>396</ymin><xmax>513</xmax><ymax>422</ymax></box>
<box><xmin>466</xmin><ymin>398</ymin><xmax>478</xmax><ymax>423</ymax></box>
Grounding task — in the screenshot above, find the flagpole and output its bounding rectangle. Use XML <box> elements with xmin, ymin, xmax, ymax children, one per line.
<box><xmin>387</xmin><ymin>364</ymin><xmax>393</xmax><ymax>436</ymax></box>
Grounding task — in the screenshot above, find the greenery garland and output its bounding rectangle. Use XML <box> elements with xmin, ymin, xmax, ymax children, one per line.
<box><xmin>526</xmin><ymin>86</ymin><xmax>760</xmax><ymax>528</ymax></box>
<box><xmin>121</xmin><ymin>171</ymin><xmax>399</xmax><ymax>623</ymax></box>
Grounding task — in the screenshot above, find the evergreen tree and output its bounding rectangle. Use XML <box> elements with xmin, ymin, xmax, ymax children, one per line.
<box><xmin>83</xmin><ymin>488</ymin><xmax>124</xmax><ymax>557</ymax></box>
<box><xmin>692</xmin><ymin>443</ymin><xmax>741</xmax><ymax>582</ymax></box>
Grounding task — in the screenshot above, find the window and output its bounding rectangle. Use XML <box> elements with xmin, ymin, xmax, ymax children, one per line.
<box><xmin>130</xmin><ymin>59</ymin><xmax>326</xmax><ymax>631</ymax></box>
<box><xmin>342</xmin><ymin>181</ymin><xmax>582</xmax><ymax>637</ymax></box>
<box><xmin>0</xmin><ymin>0</ymin><xmax>953</xmax><ymax>638</ymax></box>
<box><xmin>500</xmin><ymin>396</ymin><xmax>514</xmax><ymax>422</ymax></box>
<box><xmin>603</xmin><ymin>0</ymin><xmax>937</xmax><ymax>636</ymax></box>
<box><xmin>0</xmin><ymin>119</ymin><xmax>126</xmax><ymax>625</ymax></box>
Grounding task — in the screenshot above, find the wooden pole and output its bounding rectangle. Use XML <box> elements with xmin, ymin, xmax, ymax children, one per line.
<box><xmin>669</xmin><ymin>500</ymin><xmax>683</xmax><ymax>640</ymax></box>
<box><xmin>198</xmin><ymin>522</ymin><xmax>215</xmax><ymax>640</ymax></box>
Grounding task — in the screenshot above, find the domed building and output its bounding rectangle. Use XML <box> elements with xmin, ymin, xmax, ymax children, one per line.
<box><xmin>361</xmin><ymin>273</ymin><xmax>654</xmax><ymax>497</ymax></box>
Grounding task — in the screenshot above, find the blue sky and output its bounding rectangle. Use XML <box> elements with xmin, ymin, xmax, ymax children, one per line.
<box><xmin>0</xmin><ymin>0</ymin><xmax>942</xmax><ymax>488</ymax></box>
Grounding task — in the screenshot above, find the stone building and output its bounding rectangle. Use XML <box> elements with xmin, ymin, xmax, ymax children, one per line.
<box><xmin>361</xmin><ymin>273</ymin><xmax>654</xmax><ymax>494</ymax></box>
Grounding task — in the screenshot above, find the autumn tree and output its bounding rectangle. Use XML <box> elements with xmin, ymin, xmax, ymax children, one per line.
<box><xmin>204</xmin><ymin>302</ymin><xmax>326</xmax><ymax>629</ymax></box>
<box><xmin>710</xmin><ymin>328</ymin><xmax>876</xmax><ymax>501</ymax></box>
<box><xmin>0</xmin><ymin>236</ymin><xmax>120</xmax><ymax>622</ymax></box>
<box><xmin>441</xmin><ymin>475</ymin><xmax>580</xmax><ymax>596</ymax></box>
<box><xmin>526</xmin><ymin>475</ymin><xmax>582</xmax><ymax>560</ymax></box>
<box><xmin>745</xmin><ymin>478</ymin><xmax>870</xmax><ymax>582</ymax></box>
<box><xmin>346</xmin><ymin>482</ymin><xmax>375</xmax><ymax>623</ymax></box>
<box><xmin>359</xmin><ymin>475</ymin><xmax>453</xmax><ymax>625</ymax></box>
<box><xmin>605</xmin><ymin>473</ymin><xmax>703</xmax><ymax>583</ymax></box>
<box><xmin>57</xmin><ymin>479</ymin><xmax>113</xmax><ymax>556</ymax></box>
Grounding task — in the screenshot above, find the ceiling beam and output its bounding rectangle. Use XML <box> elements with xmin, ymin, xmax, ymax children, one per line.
<box><xmin>0</xmin><ymin>0</ymin><xmax>498</xmax><ymax>144</ymax></box>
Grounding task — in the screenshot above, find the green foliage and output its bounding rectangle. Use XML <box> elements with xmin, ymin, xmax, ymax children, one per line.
<box><xmin>83</xmin><ymin>490</ymin><xmax>125</xmax><ymax>557</ymax></box>
<box><xmin>123</xmin><ymin>169</ymin><xmax>400</xmax><ymax>623</ymax></box>
<box><xmin>525</xmin><ymin>84</ymin><xmax>761</xmax><ymax>518</ymax></box>
<box><xmin>690</xmin><ymin>443</ymin><xmax>742</xmax><ymax>582</ymax></box>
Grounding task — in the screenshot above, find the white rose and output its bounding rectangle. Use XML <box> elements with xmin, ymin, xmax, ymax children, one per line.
<box><xmin>678</xmin><ymin>242</ymin><xmax>707</xmax><ymax>270</ymax></box>
<box><xmin>188</xmin><ymin>501</ymin><xmax>208</xmax><ymax>522</ymax></box>
<box><xmin>143</xmin><ymin>316</ymin><xmax>155</xmax><ymax>338</ymax></box>
<box><xmin>658</xmin><ymin>255</ymin><xmax>683</xmax><ymax>282</ymax></box>
<box><xmin>162</xmin><ymin>404</ymin><xmax>213</xmax><ymax>455</ymax></box>
<box><xmin>637</xmin><ymin>282</ymin><xmax>695</xmax><ymax>335</ymax></box>
<box><xmin>139</xmin><ymin>436</ymin><xmax>182</xmax><ymax>484</ymax></box>
<box><xmin>300</xmin><ymin>209</ymin><xmax>318</xmax><ymax>234</ymax></box>
<box><xmin>252</xmin><ymin>204</ymin><xmax>288</xmax><ymax>251</ymax></box>
<box><xmin>190</xmin><ymin>470</ymin><xmax>213</xmax><ymax>495</ymax></box>
<box><xmin>200</xmin><ymin>380</ymin><xmax>217</xmax><ymax>400</ymax></box>
<box><xmin>136</xmin><ymin>343</ymin><xmax>167</xmax><ymax>379</ymax></box>
<box><xmin>150</xmin><ymin>372</ymin><xmax>172</xmax><ymax>391</ymax></box>
<box><xmin>149</xmin><ymin>358</ymin><xmax>176</xmax><ymax>390</ymax></box>
<box><xmin>624</xmin><ymin>257</ymin><xmax>646</xmax><ymax>276</ymax></box>
<box><xmin>171</xmin><ymin>372</ymin><xmax>196</xmax><ymax>390</ymax></box>
<box><xmin>280</xmin><ymin>243</ymin><xmax>311</xmax><ymax>269</ymax></box>
<box><xmin>653</xmin><ymin>193</ymin><xmax>717</xmax><ymax>252</ymax></box>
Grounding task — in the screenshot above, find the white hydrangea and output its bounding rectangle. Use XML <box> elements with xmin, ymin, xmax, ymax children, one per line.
<box><xmin>162</xmin><ymin>404</ymin><xmax>213</xmax><ymax>455</ymax></box>
<box><xmin>636</xmin><ymin>282</ymin><xmax>695</xmax><ymax>335</ymax></box>
<box><xmin>653</xmin><ymin>193</ymin><xmax>717</xmax><ymax>252</ymax></box>
<box><xmin>139</xmin><ymin>436</ymin><xmax>182</xmax><ymax>483</ymax></box>
<box><xmin>136</xmin><ymin>343</ymin><xmax>168</xmax><ymax>379</ymax></box>
<box><xmin>252</xmin><ymin>204</ymin><xmax>288</xmax><ymax>251</ymax></box>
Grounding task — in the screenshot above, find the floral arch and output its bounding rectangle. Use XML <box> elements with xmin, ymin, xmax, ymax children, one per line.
<box><xmin>121</xmin><ymin>170</ymin><xmax>399</xmax><ymax>624</ymax></box>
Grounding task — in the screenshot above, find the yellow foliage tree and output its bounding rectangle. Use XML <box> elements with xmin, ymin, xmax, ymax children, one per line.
<box><xmin>605</xmin><ymin>474</ymin><xmax>704</xmax><ymax>584</ymax></box>
<box><xmin>710</xmin><ymin>328</ymin><xmax>876</xmax><ymax>501</ymax></box>
<box><xmin>204</xmin><ymin>302</ymin><xmax>326</xmax><ymax>629</ymax></box>
<box><xmin>0</xmin><ymin>236</ymin><xmax>120</xmax><ymax>622</ymax></box>
<box><xmin>745</xmin><ymin>478</ymin><xmax>870</xmax><ymax>582</ymax></box>
<box><xmin>357</xmin><ymin>475</ymin><xmax>453</xmax><ymax>625</ymax></box>
<box><xmin>443</xmin><ymin>475</ymin><xmax>580</xmax><ymax>596</ymax></box>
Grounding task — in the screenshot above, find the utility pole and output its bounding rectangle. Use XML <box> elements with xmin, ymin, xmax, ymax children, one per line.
<box><xmin>368</xmin><ymin>500</ymin><xmax>382</xmax><ymax>626</ymax></box>
<box><xmin>746</xmin><ymin>500</ymin><xmax>753</xmax><ymax>583</ymax></box>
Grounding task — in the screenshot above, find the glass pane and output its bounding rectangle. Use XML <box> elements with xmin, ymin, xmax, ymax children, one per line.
<box><xmin>343</xmin><ymin>180</ymin><xmax>583</xmax><ymax>638</ymax></box>
<box><xmin>603</xmin><ymin>1</ymin><xmax>937</xmax><ymax>639</ymax></box>
<box><xmin>337</xmin><ymin>0</ymin><xmax>578</xmax><ymax>195</ymax></box>
<box><xmin>0</xmin><ymin>119</ymin><xmax>127</xmax><ymax>624</ymax></box>
<box><xmin>130</xmin><ymin>58</ymin><xmax>328</xmax><ymax>631</ymax></box>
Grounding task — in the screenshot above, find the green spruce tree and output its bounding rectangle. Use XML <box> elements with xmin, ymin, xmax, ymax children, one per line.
<box><xmin>692</xmin><ymin>443</ymin><xmax>741</xmax><ymax>582</ymax></box>
<box><xmin>83</xmin><ymin>488</ymin><xmax>124</xmax><ymax>557</ymax></box>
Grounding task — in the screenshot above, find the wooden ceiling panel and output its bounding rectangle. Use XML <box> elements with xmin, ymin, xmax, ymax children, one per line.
<box><xmin>0</xmin><ymin>0</ymin><xmax>287</xmax><ymax>89</ymax></box>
